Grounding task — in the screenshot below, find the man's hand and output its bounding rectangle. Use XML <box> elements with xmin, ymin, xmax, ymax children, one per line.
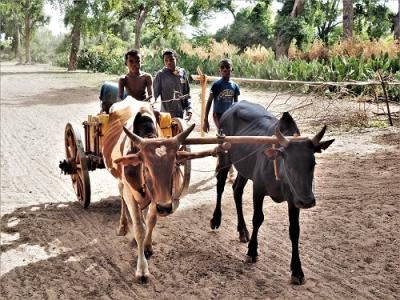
<box><xmin>202</xmin><ymin>119</ymin><xmax>209</xmax><ymax>133</ymax></box>
<box><xmin>185</xmin><ymin>111</ymin><xmax>192</xmax><ymax>121</ymax></box>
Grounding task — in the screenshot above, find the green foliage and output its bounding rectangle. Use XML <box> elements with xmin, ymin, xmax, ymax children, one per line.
<box><xmin>215</xmin><ymin>2</ymin><xmax>273</xmax><ymax>51</ymax></box>
<box><xmin>77</xmin><ymin>33</ymin><xmax>126</xmax><ymax>73</ymax></box>
<box><xmin>308</xmin><ymin>0</ymin><xmax>341</xmax><ymax>44</ymax></box>
<box><xmin>191</xmin><ymin>29</ymin><xmax>213</xmax><ymax>49</ymax></box>
<box><xmin>0</xmin><ymin>0</ymin><xmax>49</xmax><ymax>62</ymax></box>
<box><xmin>30</xmin><ymin>29</ymin><xmax>65</xmax><ymax>63</ymax></box>
<box><xmin>354</xmin><ymin>0</ymin><xmax>393</xmax><ymax>39</ymax></box>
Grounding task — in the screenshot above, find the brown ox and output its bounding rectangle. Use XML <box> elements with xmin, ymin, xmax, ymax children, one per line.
<box><xmin>102</xmin><ymin>97</ymin><xmax>195</xmax><ymax>282</ymax></box>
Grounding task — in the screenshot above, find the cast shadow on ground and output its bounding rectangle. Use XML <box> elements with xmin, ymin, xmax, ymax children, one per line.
<box><xmin>0</xmin><ymin>195</ymin><xmax>253</xmax><ymax>299</ymax></box>
<box><xmin>2</xmin><ymin>87</ymin><xmax>99</xmax><ymax>107</ymax></box>
<box><xmin>187</xmin><ymin>175</ymin><xmax>215</xmax><ymax>194</ymax></box>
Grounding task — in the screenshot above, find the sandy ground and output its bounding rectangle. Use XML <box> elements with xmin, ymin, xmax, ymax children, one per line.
<box><xmin>1</xmin><ymin>62</ymin><xmax>399</xmax><ymax>299</ymax></box>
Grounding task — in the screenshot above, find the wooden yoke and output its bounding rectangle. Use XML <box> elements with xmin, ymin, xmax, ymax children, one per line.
<box><xmin>183</xmin><ymin>135</ymin><xmax>308</xmax><ymax>145</ymax></box>
<box><xmin>177</xmin><ymin>142</ymin><xmax>231</xmax><ymax>163</ymax></box>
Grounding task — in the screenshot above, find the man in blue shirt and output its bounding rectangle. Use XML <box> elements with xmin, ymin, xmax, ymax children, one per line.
<box><xmin>202</xmin><ymin>58</ymin><xmax>240</xmax><ymax>182</ymax></box>
<box><xmin>202</xmin><ymin>58</ymin><xmax>240</xmax><ymax>132</ymax></box>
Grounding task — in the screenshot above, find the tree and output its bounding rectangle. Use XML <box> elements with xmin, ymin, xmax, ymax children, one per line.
<box><xmin>274</xmin><ymin>0</ymin><xmax>306</xmax><ymax>58</ymax></box>
<box><xmin>214</xmin><ymin>1</ymin><xmax>273</xmax><ymax>51</ymax></box>
<box><xmin>0</xmin><ymin>0</ymin><xmax>48</xmax><ymax>64</ymax></box>
<box><xmin>51</xmin><ymin>0</ymin><xmax>118</xmax><ymax>71</ymax></box>
<box><xmin>64</xmin><ymin>0</ymin><xmax>88</xmax><ymax>70</ymax></box>
<box><xmin>343</xmin><ymin>0</ymin><xmax>353</xmax><ymax>39</ymax></box>
<box><xmin>0</xmin><ymin>2</ymin><xmax>22</xmax><ymax>60</ymax></box>
<box><xmin>354</xmin><ymin>0</ymin><xmax>392</xmax><ymax>40</ymax></box>
<box><xmin>391</xmin><ymin>0</ymin><xmax>399</xmax><ymax>40</ymax></box>
<box><xmin>309</xmin><ymin>0</ymin><xmax>341</xmax><ymax>44</ymax></box>
<box><xmin>119</xmin><ymin>0</ymin><xmax>236</xmax><ymax>50</ymax></box>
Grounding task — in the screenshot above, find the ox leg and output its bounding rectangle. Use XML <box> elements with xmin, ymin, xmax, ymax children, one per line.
<box><xmin>143</xmin><ymin>202</ymin><xmax>157</xmax><ymax>259</ymax></box>
<box><xmin>288</xmin><ymin>202</ymin><xmax>305</xmax><ymax>285</ymax></box>
<box><xmin>123</xmin><ymin>187</ymin><xmax>150</xmax><ymax>282</ymax></box>
<box><xmin>117</xmin><ymin>181</ymin><xmax>128</xmax><ymax>236</ymax></box>
<box><xmin>247</xmin><ymin>189</ymin><xmax>264</xmax><ymax>262</ymax></box>
<box><xmin>233</xmin><ymin>175</ymin><xmax>249</xmax><ymax>243</ymax></box>
<box><xmin>210</xmin><ymin>158</ymin><xmax>230</xmax><ymax>230</ymax></box>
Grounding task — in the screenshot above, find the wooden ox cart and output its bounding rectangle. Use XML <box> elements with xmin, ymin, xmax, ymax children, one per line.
<box><xmin>59</xmin><ymin>82</ymin><xmax>192</xmax><ymax>208</ymax></box>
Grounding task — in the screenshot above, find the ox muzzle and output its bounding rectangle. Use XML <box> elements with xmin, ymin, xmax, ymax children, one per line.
<box><xmin>156</xmin><ymin>202</ymin><xmax>173</xmax><ymax>216</ymax></box>
<box><xmin>294</xmin><ymin>196</ymin><xmax>316</xmax><ymax>209</ymax></box>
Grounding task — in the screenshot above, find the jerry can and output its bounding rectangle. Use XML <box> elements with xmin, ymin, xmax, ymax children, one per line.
<box><xmin>159</xmin><ymin>112</ymin><xmax>172</xmax><ymax>138</ymax></box>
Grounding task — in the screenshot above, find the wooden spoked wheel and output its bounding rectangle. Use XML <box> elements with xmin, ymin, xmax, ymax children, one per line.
<box><xmin>171</xmin><ymin>118</ymin><xmax>191</xmax><ymax>199</ymax></box>
<box><xmin>64</xmin><ymin>123</ymin><xmax>91</xmax><ymax>208</ymax></box>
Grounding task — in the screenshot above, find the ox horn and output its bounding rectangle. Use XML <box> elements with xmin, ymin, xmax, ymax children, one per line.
<box><xmin>275</xmin><ymin>128</ymin><xmax>289</xmax><ymax>148</ymax></box>
<box><xmin>174</xmin><ymin>123</ymin><xmax>196</xmax><ymax>145</ymax></box>
<box><xmin>311</xmin><ymin>125</ymin><xmax>327</xmax><ymax>146</ymax></box>
<box><xmin>123</xmin><ymin>126</ymin><xmax>144</xmax><ymax>145</ymax></box>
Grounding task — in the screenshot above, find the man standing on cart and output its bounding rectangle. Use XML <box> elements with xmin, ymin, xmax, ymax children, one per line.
<box><xmin>153</xmin><ymin>50</ymin><xmax>192</xmax><ymax>120</ymax></box>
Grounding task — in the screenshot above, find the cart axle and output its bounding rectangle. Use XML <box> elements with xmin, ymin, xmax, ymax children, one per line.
<box><xmin>59</xmin><ymin>159</ymin><xmax>74</xmax><ymax>175</ymax></box>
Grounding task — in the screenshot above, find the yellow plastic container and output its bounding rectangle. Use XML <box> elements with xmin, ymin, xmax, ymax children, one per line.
<box><xmin>159</xmin><ymin>112</ymin><xmax>172</xmax><ymax>138</ymax></box>
<box><xmin>98</xmin><ymin>114</ymin><xmax>110</xmax><ymax>136</ymax></box>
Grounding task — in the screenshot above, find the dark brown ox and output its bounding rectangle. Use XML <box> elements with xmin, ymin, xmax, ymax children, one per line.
<box><xmin>102</xmin><ymin>97</ymin><xmax>195</xmax><ymax>282</ymax></box>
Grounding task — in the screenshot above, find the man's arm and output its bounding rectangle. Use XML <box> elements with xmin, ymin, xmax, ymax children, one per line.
<box><xmin>181</xmin><ymin>70</ymin><xmax>192</xmax><ymax>114</ymax></box>
<box><xmin>153</xmin><ymin>72</ymin><xmax>161</xmax><ymax>102</ymax></box>
<box><xmin>117</xmin><ymin>76</ymin><xmax>125</xmax><ymax>100</ymax></box>
<box><xmin>234</xmin><ymin>84</ymin><xmax>240</xmax><ymax>102</ymax></box>
<box><xmin>202</xmin><ymin>93</ymin><xmax>214</xmax><ymax>133</ymax></box>
<box><xmin>146</xmin><ymin>74</ymin><xmax>153</xmax><ymax>100</ymax></box>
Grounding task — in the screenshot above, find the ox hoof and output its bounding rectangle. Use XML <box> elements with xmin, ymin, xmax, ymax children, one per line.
<box><xmin>291</xmin><ymin>274</ymin><xmax>305</xmax><ymax>285</ymax></box>
<box><xmin>245</xmin><ymin>255</ymin><xmax>258</xmax><ymax>263</ymax></box>
<box><xmin>210</xmin><ymin>217</ymin><xmax>221</xmax><ymax>230</ymax></box>
<box><xmin>116</xmin><ymin>225</ymin><xmax>127</xmax><ymax>236</ymax></box>
<box><xmin>144</xmin><ymin>249</ymin><xmax>153</xmax><ymax>259</ymax></box>
<box><xmin>135</xmin><ymin>272</ymin><xmax>150</xmax><ymax>284</ymax></box>
<box><xmin>238</xmin><ymin>229</ymin><xmax>249</xmax><ymax>243</ymax></box>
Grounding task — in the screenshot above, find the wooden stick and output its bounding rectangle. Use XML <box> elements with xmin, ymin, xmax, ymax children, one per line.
<box><xmin>183</xmin><ymin>135</ymin><xmax>308</xmax><ymax>145</ymax></box>
<box><xmin>273</xmin><ymin>143</ymin><xmax>279</xmax><ymax>181</ymax></box>
<box><xmin>377</xmin><ymin>71</ymin><xmax>393</xmax><ymax>126</ymax></box>
<box><xmin>200</xmin><ymin>73</ymin><xmax>207</xmax><ymax>137</ymax></box>
<box><xmin>177</xmin><ymin>143</ymin><xmax>230</xmax><ymax>162</ymax></box>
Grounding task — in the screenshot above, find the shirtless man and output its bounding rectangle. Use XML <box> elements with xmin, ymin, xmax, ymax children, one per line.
<box><xmin>118</xmin><ymin>49</ymin><xmax>153</xmax><ymax>101</ymax></box>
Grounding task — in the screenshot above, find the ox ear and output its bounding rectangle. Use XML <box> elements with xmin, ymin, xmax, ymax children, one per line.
<box><xmin>175</xmin><ymin>123</ymin><xmax>195</xmax><ymax>145</ymax></box>
<box><xmin>263</xmin><ymin>147</ymin><xmax>284</xmax><ymax>160</ymax></box>
<box><xmin>114</xmin><ymin>153</ymin><xmax>142</xmax><ymax>166</ymax></box>
<box><xmin>123</xmin><ymin>126</ymin><xmax>143</xmax><ymax>145</ymax></box>
<box><xmin>314</xmin><ymin>139</ymin><xmax>335</xmax><ymax>153</ymax></box>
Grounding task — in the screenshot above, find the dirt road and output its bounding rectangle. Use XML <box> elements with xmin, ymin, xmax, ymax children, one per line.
<box><xmin>1</xmin><ymin>63</ymin><xmax>399</xmax><ymax>299</ymax></box>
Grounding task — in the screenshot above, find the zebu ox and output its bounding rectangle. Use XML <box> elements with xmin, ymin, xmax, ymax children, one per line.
<box><xmin>102</xmin><ymin>97</ymin><xmax>195</xmax><ymax>282</ymax></box>
<box><xmin>211</xmin><ymin>100</ymin><xmax>334</xmax><ymax>284</ymax></box>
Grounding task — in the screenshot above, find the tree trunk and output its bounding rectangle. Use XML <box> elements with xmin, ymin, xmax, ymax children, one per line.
<box><xmin>134</xmin><ymin>9</ymin><xmax>148</xmax><ymax>50</ymax></box>
<box><xmin>343</xmin><ymin>0</ymin><xmax>353</xmax><ymax>40</ymax></box>
<box><xmin>290</xmin><ymin>0</ymin><xmax>304</xmax><ymax>17</ymax></box>
<box><xmin>274</xmin><ymin>0</ymin><xmax>305</xmax><ymax>58</ymax></box>
<box><xmin>24</xmin><ymin>15</ymin><xmax>31</xmax><ymax>64</ymax></box>
<box><xmin>394</xmin><ymin>1</ymin><xmax>400</xmax><ymax>40</ymax></box>
<box><xmin>68</xmin><ymin>22</ymin><xmax>81</xmax><ymax>71</ymax></box>
<box><xmin>13</xmin><ymin>22</ymin><xmax>20</xmax><ymax>60</ymax></box>
<box><xmin>275</xmin><ymin>35</ymin><xmax>291</xmax><ymax>58</ymax></box>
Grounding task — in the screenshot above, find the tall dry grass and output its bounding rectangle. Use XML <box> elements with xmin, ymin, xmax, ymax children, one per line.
<box><xmin>289</xmin><ymin>39</ymin><xmax>400</xmax><ymax>61</ymax></box>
